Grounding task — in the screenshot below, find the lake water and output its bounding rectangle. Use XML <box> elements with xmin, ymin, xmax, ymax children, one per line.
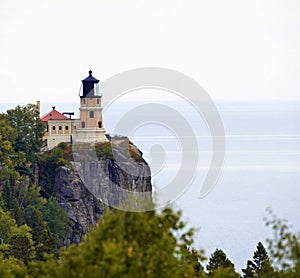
<box><xmin>1</xmin><ymin>100</ymin><xmax>300</xmax><ymax>271</ymax></box>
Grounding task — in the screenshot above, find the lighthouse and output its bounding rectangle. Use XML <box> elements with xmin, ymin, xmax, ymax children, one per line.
<box><xmin>75</xmin><ymin>70</ymin><xmax>107</xmax><ymax>143</ymax></box>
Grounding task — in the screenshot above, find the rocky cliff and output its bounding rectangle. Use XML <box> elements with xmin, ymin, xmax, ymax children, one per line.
<box><xmin>45</xmin><ymin>137</ymin><xmax>152</xmax><ymax>244</ymax></box>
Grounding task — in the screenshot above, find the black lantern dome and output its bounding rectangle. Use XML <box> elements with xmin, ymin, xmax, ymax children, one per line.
<box><xmin>81</xmin><ymin>70</ymin><xmax>100</xmax><ymax>98</ymax></box>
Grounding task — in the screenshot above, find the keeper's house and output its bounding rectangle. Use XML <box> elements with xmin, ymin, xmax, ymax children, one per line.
<box><xmin>40</xmin><ymin>105</ymin><xmax>79</xmax><ymax>150</ymax></box>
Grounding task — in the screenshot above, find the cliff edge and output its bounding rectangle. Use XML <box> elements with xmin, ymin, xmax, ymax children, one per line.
<box><xmin>39</xmin><ymin>136</ymin><xmax>152</xmax><ymax>244</ymax></box>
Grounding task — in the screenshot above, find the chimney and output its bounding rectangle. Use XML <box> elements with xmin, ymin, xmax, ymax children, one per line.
<box><xmin>37</xmin><ymin>101</ymin><xmax>41</xmax><ymax>117</ymax></box>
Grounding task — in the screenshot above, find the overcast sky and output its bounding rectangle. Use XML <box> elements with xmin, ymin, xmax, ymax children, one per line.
<box><xmin>0</xmin><ymin>0</ymin><xmax>299</xmax><ymax>104</ymax></box>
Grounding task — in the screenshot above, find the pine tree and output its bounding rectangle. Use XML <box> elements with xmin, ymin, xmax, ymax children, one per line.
<box><xmin>8</xmin><ymin>225</ymin><xmax>35</xmax><ymax>264</ymax></box>
<box><xmin>207</xmin><ymin>248</ymin><xmax>237</xmax><ymax>276</ymax></box>
<box><xmin>41</xmin><ymin>196</ymin><xmax>72</xmax><ymax>244</ymax></box>
<box><xmin>242</xmin><ymin>242</ymin><xmax>274</xmax><ymax>277</ymax></box>
<box><xmin>25</xmin><ymin>208</ymin><xmax>56</xmax><ymax>260</ymax></box>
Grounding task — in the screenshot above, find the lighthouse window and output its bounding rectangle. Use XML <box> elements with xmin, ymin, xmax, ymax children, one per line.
<box><xmin>81</xmin><ymin>121</ymin><xmax>85</xmax><ymax>128</ymax></box>
<box><xmin>90</xmin><ymin>111</ymin><xmax>94</xmax><ymax>118</ymax></box>
<box><xmin>97</xmin><ymin>99</ymin><xmax>100</xmax><ymax>104</ymax></box>
<box><xmin>98</xmin><ymin>121</ymin><xmax>102</xmax><ymax>128</ymax></box>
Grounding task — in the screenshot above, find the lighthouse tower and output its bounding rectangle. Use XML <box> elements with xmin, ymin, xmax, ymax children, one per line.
<box><xmin>75</xmin><ymin>70</ymin><xmax>107</xmax><ymax>143</ymax></box>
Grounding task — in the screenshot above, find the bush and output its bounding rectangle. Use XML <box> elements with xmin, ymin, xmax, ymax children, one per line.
<box><xmin>95</xmin><ymin>142</ymin><xmax>113</xmax><ymax>160</ymax></box>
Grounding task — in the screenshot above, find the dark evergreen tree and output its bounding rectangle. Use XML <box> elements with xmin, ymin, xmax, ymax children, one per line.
<box><xmin>207</xmin><ymin>248</ymin><xmax>236</xmax><ymax>276</ymax></box>
<box><xmin>182</xmin><ymin>246</ymin><xmax>206</xmax><ymax>277</ymax></box>
<box><xmin>242</xmin><ymin>260</ymin><xmax>256</xmax><ymax>277</ymax></box>
<box><xmin>41</xmin><ymin>196</ymin><xmax>72</xmax><ymax>244</ymax></box>
<box><xmin>9</xmin><ymin>232</ymin><xmax>34</xmax><ymax>264</ymax></box>
<box><xmin>25</xmin><ymin>208</ymin><xmax>56</xmax><ymax>260</ymax></box>
<box><xmin>2</xmin><ymin>178</ymin><xmax>14</xmax><ymax>212</ymax></box>
<box><xmin>38</xmin><ymin>146</ymin><xmax>66</xmax><ymax>198</ymax></box>
<box><xmin>242</xmin><ymin>242</ymin><xmax>274</xmax><ymax>277</ymax></box>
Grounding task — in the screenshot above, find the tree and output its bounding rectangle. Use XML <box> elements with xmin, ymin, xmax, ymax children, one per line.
<box><xmin>265</xmin><ymin>209</ymin><xmax>300</xmax><ymax>276</ymax></box>
<box><xmin>242</xmin><ymin>242</ymin><xmax>274</xmax><ymax>277</ymax></box>
<box><xmin>38</xmin><ymin>146</ymin><xmax>66</xmax><ymax>198</ymax></box>
<box><xmin>207</xmin><ymin>248</ymin><xmax>238</xmax><ymax>277</ymax></box>
<box><xmin>9</xmin><ymin>224</ymin><xmax>35</xmax><ymax>263</ymax></box>
<box><xmin>182</xmin><ymin>247</ymin><xmax>206</xmax><ymax>277</ymax></box>
<box><xmin>31</xmin><ymin>207</ymin><xmax>205</xmax><ymax>277</ymax></box>
<box><xmin>0</xmin><ymin>208</ymin><xmax>17</xmax><ymax>245</ymax></box>
<box><xmin>25</xmin><ymin>207</ymin><xmax>56</xmax><ymax>260</ymax></box>
<box><xmin>2</xmin><ymin>175</ymin><xmax>29</xmax><ymax>225</ymax></box>
<box><xmin>41</xmin><ymin>196</ymin><xmax>72</xmax><ymax>243</ymax></box>
<box><xmin>0</xmin><ymin>255</ymin><xmax>28</xmax><ymax>278</ymax></box>
<box><xmin>6</xmin><ymin>104</ymin><xmax>44</xmax><ymax>163</ymax></box>
<box><xmin>0</xmin><ymin>208</ymin><xmax>35</xmax><ymax>263</ymax></box>
<box><xmin>0</xmin><ymin>118</ymin><xmax>18</xmax><ymax>181</ymax></box>
<box><xmin>20</xmin><ymin>185</ymin><xmax>58</xmax><ymax>260</ymax></box>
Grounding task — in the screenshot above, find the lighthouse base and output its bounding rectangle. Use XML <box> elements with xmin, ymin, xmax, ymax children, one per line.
<box><xmin>74</xmin><ymin>128</ymin><xmax>108</xmax><ymax>143</ymax></box>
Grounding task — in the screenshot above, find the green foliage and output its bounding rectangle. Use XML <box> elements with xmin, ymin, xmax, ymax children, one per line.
<box><xmin>0</xmin><ymin>255</ymin><xmax>28</xmax><ymax>278</ymax></box>
<box><xmin>0</xmin><ymin>117</ymin><xmax>20</xmax><ymax>182</ymax></box>
<box><xmin>2</xmin><ymin>175</ymin><xmax>29</xmax><ymax>225</ymax></box>
<box><xmin>206</xmin><ymin>249</ymin><xmax>237</xmax><ymax>276</ymax></box>
<box><xmin>33</xmin><ymin>207</ymin><xmax>204</xmax><ymax>277</ymax></box>
<box><xmin>95</xmin><ymin>142</ymin><xmax>113</xmax><ymax>159</ymax></box>
<box><xmin>0</xmin><ymin>104</ymin><xmax>70</xmax><ymax>263</ymax></box>
<box><xmin>39</xmin><ymin>147</ymin><xmax>66</xmax><ymax>174</ymax></box>
<box><xmin>26</xmin><ymin>207</ymin><xmax>56</xmax><ymax>260</ymax></box>
<box><xmin>57</xmin><ymin>142</ymin><xmax>73</xmax><ymax>161</ymax></box>
<box><xmin>24</xmin><ymin>185</ymin><xmax>47</xmax><ymax>211</ymax></box>
<box><xmin>265</xmin><ymin>208</ymin><xmax>300</xmax><ymax>274</ymax></box>
<box><xmin>206</xmin><ymin>267</ymin><xmax>240</xmax><ymax>278</ymax></box>
<box><xmin>0</xmin><ymin>208</ymin><xmax>35</xmax><ymax>263</ymax></box>
<box><xmin>129</xmin><ymin>145</ymin><xmax>145</xmax><ymax>163</ymax></box>
<box><xmin>9</xmin><ymin>224</ymin><xmax>35</xmax><ymax>263</ymax></box>
<box><xmin>0</xmin><ymin>208</ymin><xmax>17</xmax><ymax>244</ymax></box>
<box><xmin>183</xmin><ymin>247</ymin><xmax>206</xmax><ymax>277</ymax></box>
<box><xmin>38</xmin><ymin>146</ymin><xmax>67</xmax><ymax>197</ymax></box>
<box><xmin>57</xmin><ymin>142</ymin><xmax>68</xmax><ymax>150</ymax></box>
<box><xmin>6</xmin><ymin>104</ymin><xmax>44</xmax><ymax>163</ymax></box>
<box><xmin>41</xmin><ymin>196</ymin><xmax>72</xmax><ymax>242</ymax></box>
<box><xmin>95</xmin><ymin>140</ymin><xmax>145</xmax><ymax>163</ymax></box>
<box><xmin>242</xmin><ymin>242</ymin><xmax>274</xmax><ymax>278</ymax></box>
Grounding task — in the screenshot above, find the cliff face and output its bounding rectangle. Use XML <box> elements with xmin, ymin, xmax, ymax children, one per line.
<box><xmin>52</xmin><ymin>165</ymin><xmax>105</xmax><ymax>244</ymax></box>
<box><xmin>48</xmin><ymin>139</ymin><xmax>152</xmax><ymax>244</ymax></box>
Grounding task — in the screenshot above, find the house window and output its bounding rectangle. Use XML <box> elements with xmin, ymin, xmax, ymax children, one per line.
<box><xmin>97</xmin><ymin>99</ymin><xmax>100</xmax><ymax>105</ymax></box>
<box><xmin>65</xmin><ymin>126</ymin><xmax>69</xmax><ymax>131</ymax></box>
<box><xmin>90</xmin><ymin>111</ymin><xmax>94</xmax><ymax>118</ymax></box>
<box><xmin>52</xmin><ymin>126</ymin><xmax>55</xmax><ymax>131</ymax></box>
<box><xmin>46</xmin><ymin>125</ymin><xmax>49</xmax><ymax>132</ymax></box>
<box><xmin>81</xmin><ymin>121</ymin><xmax>85</xmax><ymax>128</ymax></box>
<box><xmin>59</xmin><ymin>126</ymin><xmax>62</xmax><ymax>131</ymax></box>
<box><xmin>98</xmin><ymin>121</ymin><xmax>102</xmax><ymax>128</ymax></box>
<box><xmin>83</xmin><ymin>99</ymin><xmax>86</xmax><ymax>104</ymax></box>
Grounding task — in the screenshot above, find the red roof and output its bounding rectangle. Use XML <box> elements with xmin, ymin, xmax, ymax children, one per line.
<box><xmin>40</xmin><ymin>106</ymin><xmax>69</xmax><ymax>122</ymax></box>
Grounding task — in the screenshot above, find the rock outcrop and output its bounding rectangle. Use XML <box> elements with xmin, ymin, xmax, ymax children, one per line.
<box><xmin>47</xmin><ymin>137</ymin><xmax>152</xmax><ymax>244</ymax></box>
